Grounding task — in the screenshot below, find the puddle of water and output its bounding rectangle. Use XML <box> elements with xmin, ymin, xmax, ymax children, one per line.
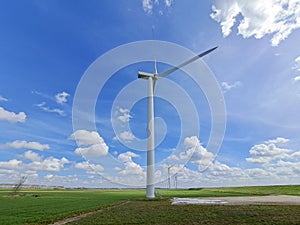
<box><xmin>171</xmin><ymin>198</ymin><xmax>228</xmax><ymax>205</ymax></box>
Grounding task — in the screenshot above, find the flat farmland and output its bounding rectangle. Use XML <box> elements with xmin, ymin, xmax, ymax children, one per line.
<box><xmin>0</xmin><ymin>185</ymin><xmax>299</xmax><ymax>225</ymax></box>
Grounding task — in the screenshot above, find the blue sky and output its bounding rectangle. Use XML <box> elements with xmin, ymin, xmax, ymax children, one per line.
<box><xmin>1</xmin><ymin>0</ymin><xmax>300</xmax><ymax>188</ymax></box>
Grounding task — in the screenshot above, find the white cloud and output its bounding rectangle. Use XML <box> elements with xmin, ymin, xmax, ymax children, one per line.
<box><xmin>75</xmin><ymin>144</ymin><xmax>108</xmax><ymax>157</ymax></box>
<box><xmin>117</xmin><ymin>108</ymin><xmax>132</xmax><ymax>123</ymax></box>
<box><xmin>172</xmin><ymin>136</ymin><xmax>215</xmax><ymax>171</ymax></box>
<box><xmin>209</xmin><ymin>160</ymin><xmax>232</xmax><ymax>172</ymax></box>
<box><xmin>142</xmin><ymin>0</ymin><xmax>173</xmax><ymax>14</ymax></box>
<box><xmin>26</xmin><ymin>156</ymin><xmax>70</xmax><ymax>172</ymax></box>
<box><xmin>0</xmin><ymin>95</ymin><xmax>8</xmax><ymax>102</ymax></box>
<box><xmin>36</xmin><ymin>102</ymin><xmax>65</xmax><ymax>116</ymax></box>
<box><xmin>0</xmin><ymin>140</ymin><xmax>50</xmax><ymax>151</ymax></box>
<box><xmin>119</xmin><ymin>161</ymin><xmax>144</xmax><ymax>176</ymax></box>
<box><xmin>70</xmin><ymin>130</ymin><xmax>109</xmax><ymax>157</ymax></box>
<box><xmin>55</xmin><ymin>91</ymin><xmax>70</xmax><ymax>104</ymax></box>
<box><xmin>117</xmin><ymin>151</ymin><xmax>144</xmax><ymax>176</ymax></box>
<box><xmin>294</xmin><ymin>76</ymin><xmax>300</xmax><ymax>82</ymax></box>
<box><xmin>293</xmin><ymin>56</ymin><xmax>300</xmax><ymax>82</ymax></box>
<box><xmin>165</xmin><ymin>0</ymin><xmax>173</xmax><ymax>7</ymax></box>
<box><xmin>118</xmin><ymin>131</ymin><xmax>135</xmax><ymax>142</ymax></box>
<box><xmin>113</xmin><ymin>108</ymin><xmax>135</xmax><ymax>142</ymax></box>
<box><xmin>118</xmin><ymin>151</ymin><xmax>139</xmax><ymax>163</ymax></box>
<box><xmin>45</xmin><ymin>174</ymin><xmax>54</xmax><ymax>180</ymax></box>
<box><xmin>23</xmin><ymin>151</ymin><xmax>42</xmax><ymax>162</ymax></box>
<box><xmin>114</xmin><ymin>166</ymin><xmax>122</xmax><ymax>171</ymax></box>
<box><xmin>0</xmin><ymin>155</ymin><xmax>70</xmax><ymax>172</ymax></box>
<box><xmin>42</xmin><ymin>174</ymin><xmax>79</xmax><ymax>185</ymax></box>
<box><xmin>75</xmin><ymin>161</ymin><xmax>104</xmax><ymax>173</ymax></box>
<box><xmin>276</xmin><ymin>160</ymin><xmax>300</xmax><ymax>172</ymax></box>
<box><xmin>211</xmin><ymin>0</ymin><xmax>300</xmax><ymax>46</ymax></box>
<box><xmin>294</xmin><ymin>56</ymin><xmax>300</xmax><ymax>71</ymax></box>
<box><xmin>70</xmin><ymin>130</ymin><xmax>106</xmax><ymax>146</ymax></box>
<box><xmin>31</xmin><ymin>90</ymin><xmax>51</xmax><ymax>100</ymax></box>
<box><xmin>211</xmin><ymin>2</ymin><xmax>240</xmax><ymax>37</ymax></box>
<box><xmin>246</xmin><ymin>137</ymin><xmax>291</xmax><ymax>165</ymax></box>
<box><xmin>143</xmin><ymin>0</ymin><xmax>153</xmax><ymax>14</ymax></box>
<box><xmin>0</xmin><ymin>107</ymin><xmax>26</xmax><ymax>123</ymax></box>
<box><xmin>221</xmin><ymin>81</ymin><xmax>242</xmax><ymax>93</ymax></box>
<box><xmin>291</xmin><ymin>151</ymin><xmax>300</xmax><ymax>158</ymax></box>
<box><xmin>265</xmin><ymin>137</ymin><xmax>289</xmax><ymax>144</ymax></box>
<box><xmin>0</xmin><ymin>159</ymin><xmax>22</xmax><ymax>170</ymax></box>
<box><xmin>185</xmin><ymin>137</ymin><xmax>214</xmax><ymax>168</ymax></box>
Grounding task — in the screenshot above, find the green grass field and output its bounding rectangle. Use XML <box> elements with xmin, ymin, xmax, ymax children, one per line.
<box><xmin>0</xmin><ymin>185</ymin><xmax>299</xmax><ymax>225</ymax></box>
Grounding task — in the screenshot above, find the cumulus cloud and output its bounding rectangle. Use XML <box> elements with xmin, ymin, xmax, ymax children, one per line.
<box><xmin>0</xmin><ymin>107</ymin><xmax>26</xmax><ymax>123</ymax></box>
<box><xmin>265</xmin><ymin>137</ymin><xmax>289</xmax><ymax>144</ymax></box>
<box><xmin>45</xmin><ymin>174</ymin><xmax>54</xmax><ymax>180</ymax></box>
<box><xmin>118</xmin><ymin>151</ymin><xmax>139</xmax><ymax>163</ymax></box>
<box><xmin>113</xmin><ymin>108</ymin><xmax>135</xmax><ymax>142</ymax></box>
<box><xmin>294</xmin><ymin>56</ymin><xmax>300</xmax><ymax>71</ymax></box>
<box><xmin>276</xmin><ymin>160</ymin><xmax>300</xmax><ymax>173</ymax></box>
<box><xmin>142</xmin><ymin>0</ymin><xmax>173</xmax><ymax>14</ymax></box>
<box><xmin>117</xmin><ymin>108</ymin><xmax>132</xmax><ymax>123</ymax></box>
<box><xmin>211</xmin><ymin>0</ymin><xmax>300</xmax><ymax>46</ymax></box>
<box><xmin>75</xmin><ymin>161</ymin><xmax>104</xmax><ymax>173</ymax></box>
<box><xmin>178</xmin><ymin>137</ymin><xmax>300</xmax><ymax>186</ymax></box>
<box><xmin>143</xmin><ymin>0</ymin><xmax>153</xmax><ymax>13</ymax></box>
<box><xmin>70</xmin><ymin>130</ymin><xmax>106</xmax><ymax>146</ymax></box>
<box><xmin>23</xmin><ymin>151</ymin><xmax>42</xmax><ymax>162</ymax></box>
<box><xmin>70</xmin><ymin>130</ymin><xmax>109</xmax><ymax>157</ymax></box>
<box><xmin>165</xmin><ymin>0</ymin><xmax>173</xmax><ymax>7</ymax></box>
<box><xmin>294</xmin><ymin>76</ymin><xmax>300</xmax><ymax>82</ymax></box>
<box><xmin>26</xmin><ymin>156</ymin><xmax>70</xmax><ymax>172</ymax></box>
<box><xmin>118</xmin><ymin>151</ymin><xmax>144</xmax><ymax>176</ymax></box>
<box><xmin>118</xmin><ymin>131</ymin><xmax>135</xmax><ymax>142</ymax></box>
<box><xmin>183</xmin><ymin>136</ymin><xmax>214</xmax><ymax>170</ymax></box>
<box><xmin>221</xmin><ymin>81</ymin><xmax>242</xmax><ymax>93</ymax></box>
<box><xmin>0</xmin><ymin>140</ymin><xmax>50</xmax><ymax>151</ymax></box>
<box><xmin>211</xmin><ymin>2</ymin><xmax>240</xmax><ymax>37</ymax></box>
<box><xmin>55</xmin><ymin>91</ymin><xmax>70</xmax><ymax>104</ymax></box>
<box><xmin>0</xmin><ymin>95</ymin><xmax>8</xmax><ymax>102</ymax></box>
<box><xmin>0</xmin><ymin>155</ymin><xmax>70</xmax><ymax>172</ymax></box>
<box><xmin>74</xmin><ymin>144</ymin><xmax>108</xmax><ymax>157</ymax></box>
<box><xmin>168</xmin><ymin>136</ymin><xmax>214</xmax><ymax>171</ymax></box>
<box><xmin>0</xmin><ymin>159</ymin><xmax>22</xmax><ymax>170</ymax></box>
<box><xmin>42</xmin><ymin>174</ymin><xmax>79</xmax><ymax>185</ymax></box>
<box><xmin>246</xmin><ymin>137</ymin><xmax>291</xmax><ymax>165</ymax></box>
<box><xmin>293</xmin><ymin>56</ymin><xmax>300</xmax><ymax>82</ymax></box>
<box><xmin>36</xmin><ymin>102</ymin><xmax>65</xmax><ymax>116</ymax></box>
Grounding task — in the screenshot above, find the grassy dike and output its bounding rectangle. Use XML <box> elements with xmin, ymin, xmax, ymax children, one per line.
<box><xmin>0</xmin><ymin>185</ymin><xmax>299</xmax><ymax>225</ymax></box>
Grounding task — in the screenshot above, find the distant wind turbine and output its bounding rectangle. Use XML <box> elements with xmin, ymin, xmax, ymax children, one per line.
<box><xmin>138</xmin><ymin>46</ymin><xmax>218</xmax><ymax>198</ymax></box>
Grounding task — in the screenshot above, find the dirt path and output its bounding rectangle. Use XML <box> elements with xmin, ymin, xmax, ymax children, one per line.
<box><xmin>48</xmin><ymin>201</ymin><xmax>130</xmax><ymax>225</ymax></box>
<box><xmin>172</xmin><ymin>195</ymin><xmax>300</xmax><ymax>205</ymax></box>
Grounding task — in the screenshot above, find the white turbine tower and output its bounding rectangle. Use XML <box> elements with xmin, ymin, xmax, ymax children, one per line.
<box><xmin>138</xmin><ymin>46</ymin><xmax>218</xmax><ymax>198</ymax></box>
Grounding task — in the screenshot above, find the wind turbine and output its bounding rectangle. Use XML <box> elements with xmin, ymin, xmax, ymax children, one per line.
<box><xmin>138</xmin><ymin>46</ymin><xmax>218</xmax><ymax>198</ymax></box>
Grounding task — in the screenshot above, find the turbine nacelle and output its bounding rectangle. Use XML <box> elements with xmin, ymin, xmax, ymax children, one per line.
<box><xmin>138</xmin><ymin>71</ymin><xmax>157</xmax><ymax>79</ymax></box>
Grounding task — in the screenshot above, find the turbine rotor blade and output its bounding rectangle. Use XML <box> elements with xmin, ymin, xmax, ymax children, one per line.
<box><xmin>153</xmin><ymin>77</ymin><xmax>158</xmax><ymax>91</ymax></box>
<box><xmin>153</xmin><ymin>79</ymin><xmax>157</xmax><ymax>91</ymax></box>
<box><xmin>157</xmin><ymin>46</ymin><xmax>218</xmax><ymax>78</ymax></box>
